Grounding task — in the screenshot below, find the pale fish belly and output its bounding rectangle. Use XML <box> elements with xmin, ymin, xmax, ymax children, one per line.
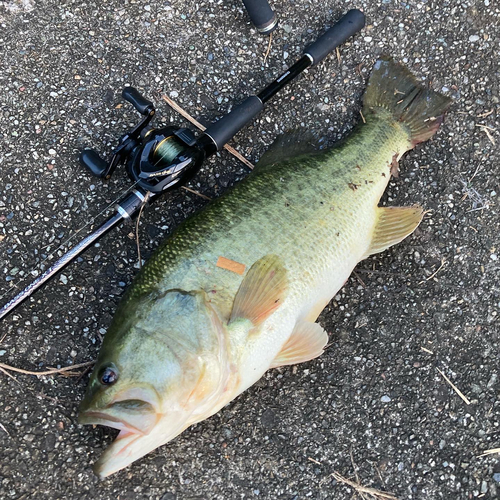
<box><xmin>234</xmin><ymin>198</ymin><xmax>380</xmax><ymax>393</ymax></box>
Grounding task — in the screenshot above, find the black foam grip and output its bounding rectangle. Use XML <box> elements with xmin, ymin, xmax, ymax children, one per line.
<box><xmin>204</xmin><ymin>96</ymin><xmax>264</xmax><ymax>150</ymax></box>
<box><xmin>242</xmin><ymin>0</ymin><xmax>277</xmax><ymax>33</ymax></box>
<box><xmin>304</xmin><ymin>9</ymin><xmax>365</xmax><ymax>65</ymax></box>
<box><xmin>122</xmin><ymin>87</ymin><xmax>154</xmax><ymax>115</ymax></box>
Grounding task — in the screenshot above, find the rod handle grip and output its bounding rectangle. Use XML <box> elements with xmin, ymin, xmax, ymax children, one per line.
<box><xmin>122</xmin><ymin>87</ymin><xmax>154</xmax><ymax>115</ymax></box>
<box><xmin>242</xmin><ymin>0</ymin><xmax>278</xmax><ymax>34</ymax></box>
<box><xmin>304</xmin><ymin>9</ymin><xmax>365</xmax><ymax>65</ymax></box>
<box><xmin>203</xmin><ymin>95</ymin><xmax>264</xmax><ymax>150</ymax></box>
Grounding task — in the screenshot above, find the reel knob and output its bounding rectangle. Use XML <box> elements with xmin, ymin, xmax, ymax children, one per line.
<box><xmin>79</xmin><ymin>149</ymin><xmax>110</xmax><ymax>178</ymax></box>
<box><xmin>122</xmin><ymin>87</ymin><xmax>154</xmax><ymax>116</ymax></box>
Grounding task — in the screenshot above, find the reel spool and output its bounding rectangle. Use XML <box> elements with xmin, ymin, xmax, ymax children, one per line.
<box><xmin>126</xmin><ymin>126</ymin><xmax>204</xmax><ymax>193</ymax></box>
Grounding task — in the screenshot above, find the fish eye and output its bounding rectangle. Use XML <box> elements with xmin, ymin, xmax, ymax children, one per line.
<box><xmin>99</xmin><ymin>365</ymin><xmax>118</xmax><ymax>385</ymax></box>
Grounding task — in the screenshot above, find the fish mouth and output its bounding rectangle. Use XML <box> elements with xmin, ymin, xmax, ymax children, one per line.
<box><xmin>79</xmin><ymin>398</ymin><xmax>161</xmax><ymax>436</ymax></box>
<box><xmin>78</xmin><ymin>411</ymin><xmax>144</xmax><ymax>455</ymax></box>
<box><xmin>79</xmin><ymin>384</ymin><xmax>162</xmax><ymax>434</ymax></box>
<box><xmin>79</xmin><ymin>410</ymin><xmax>152</xmax><ymax>436</ymax></box>
<box><xmin>91</xmin><ymin>425</ymin><xmax>145</xmax><ymax>479</ymax></box>
<box><xmin>80</xmin><ymin>408</ymin><xmax>190</xmax><ymax>479</ymax></box>
<box><xmin>79</xmin><ymin>403</ymin><xmax>163</xmax><ymax>479</ymax></box>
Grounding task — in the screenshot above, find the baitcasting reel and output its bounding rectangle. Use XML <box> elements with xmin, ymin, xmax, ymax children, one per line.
<box><xmin>80</xmin><ymin>87</ymin><xmax>204</xmax><ymax>194</ymax></box>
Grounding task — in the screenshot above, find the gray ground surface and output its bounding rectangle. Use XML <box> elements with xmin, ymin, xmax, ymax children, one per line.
<box><xmin>0</xmin><ymin>0</ymin><xmax>499</xmax><ymax>498</ymax></box>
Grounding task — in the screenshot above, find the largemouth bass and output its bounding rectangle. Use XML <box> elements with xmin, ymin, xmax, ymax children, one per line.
<box><xmin>79</xmin><ymin>57</ymin><xmax>451</xmax><ymax>478</ymax></box>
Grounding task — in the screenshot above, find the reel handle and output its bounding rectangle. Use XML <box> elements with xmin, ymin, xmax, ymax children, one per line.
<box><xmin>80</xmin><ymin>88</ymin><xmax>156</xmax><ymax>179</ymax></box>
<box><xmin>122</xmin><ymin>87</ymin><xmax>155</xmax><ymax>116</ymax></box>
<box><xmin>304</xmin><ymin>9</ymin><xmax>365</xmax><ymax>65</ymax></box>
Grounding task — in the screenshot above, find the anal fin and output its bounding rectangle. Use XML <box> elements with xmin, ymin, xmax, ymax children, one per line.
<box><xmin>364</xmin><ymin>206</ymin><xmax>424</xmax><ymax>258</ymax></box>
<box><xmin>271</xmin><ymin>321</ymin><xmax>328</xmax><ymax>368</ymax></box>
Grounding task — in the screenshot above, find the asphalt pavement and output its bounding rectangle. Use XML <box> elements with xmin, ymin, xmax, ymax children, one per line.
<box><xmin>0</xmin><ymin>0</ymin><xmax>499</xmax><ymax>498</ymax></box>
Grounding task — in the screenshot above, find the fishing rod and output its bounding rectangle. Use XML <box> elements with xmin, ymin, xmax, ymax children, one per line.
<box><xmin>0</xmin><ymin>9</ymin><xmax>365</xmax><ymax>321</ymax></box>
<box><xmin>242</xmin><ymin>0</ymin><xmax>278</xmax><ymax>34</ymax></box>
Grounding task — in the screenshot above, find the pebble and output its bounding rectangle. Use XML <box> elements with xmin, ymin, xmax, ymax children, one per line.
<box><xmin>381</xmin><ymin>395</ymin><xmax>391</xmax><ymax>403</ymax></box>
<box><xmin>487</xmin><ymin>373</ymin><xmax>497</xmax><ymax>388</ymax></box>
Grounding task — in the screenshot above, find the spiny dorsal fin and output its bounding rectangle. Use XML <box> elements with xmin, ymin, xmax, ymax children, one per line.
<box><xmin>229</xmin><ymin>254</ymin><xmax>288</xmax><ymax>327</ymax></box>
<box><xmin>271</xmin><ymin>321</ymin><xmax>328</xmax><ymax>368</ymax></box>
<box><xmin>255</xmin><ymin>130</ymin><xmax>322</xmax><ymax>171</ymax></box>
<box><xmin>364</xmin><ymin>206</ymin><xmax>424</xmax><ymax>258</ymax></box>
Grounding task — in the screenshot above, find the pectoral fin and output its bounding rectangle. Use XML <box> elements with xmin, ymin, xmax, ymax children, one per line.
<box><xmin>229</xmin><ymin>254</ymin><xmax>288</xmax><ymax>327</ymax></box>
<box><xmin>363</xmin><ymin>206</ymin><xmax>424</xmax><ymax>258</ymax></box>
<box><xmin>271</xmin><ymin>321</ymin><xmax>328</xmax><ymax>368</ymax></box>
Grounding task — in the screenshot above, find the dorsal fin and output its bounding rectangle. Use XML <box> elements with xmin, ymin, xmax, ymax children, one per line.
<box><xmin>255</xmin><ymin>130</ymin><xmax>323</xmax><ymax>171</ymax></box>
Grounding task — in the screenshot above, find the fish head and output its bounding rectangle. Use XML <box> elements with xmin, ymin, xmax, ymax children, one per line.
<box><xmin>79</xmin><ymin>288</ymin><xmax>231</xmax><ymax>478</ymax></box>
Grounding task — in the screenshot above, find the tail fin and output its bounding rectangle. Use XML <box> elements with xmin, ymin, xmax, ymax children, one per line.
<box><xmin>363</xmin><ymin>57</ymin><xmax>452</xmax><ymax>146</ymax></box>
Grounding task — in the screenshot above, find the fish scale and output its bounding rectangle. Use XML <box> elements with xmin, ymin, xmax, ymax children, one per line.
<box><xmin>79</xmin><ymin>57</ymin><xmax>451</xmax><ymax>478</ymax></box>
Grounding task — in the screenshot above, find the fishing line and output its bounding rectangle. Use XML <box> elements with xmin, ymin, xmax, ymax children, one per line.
<box><xmin>0</xmin><ymin>179</ymin><xmax>140</xmax><ymax>302</ymax></box>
